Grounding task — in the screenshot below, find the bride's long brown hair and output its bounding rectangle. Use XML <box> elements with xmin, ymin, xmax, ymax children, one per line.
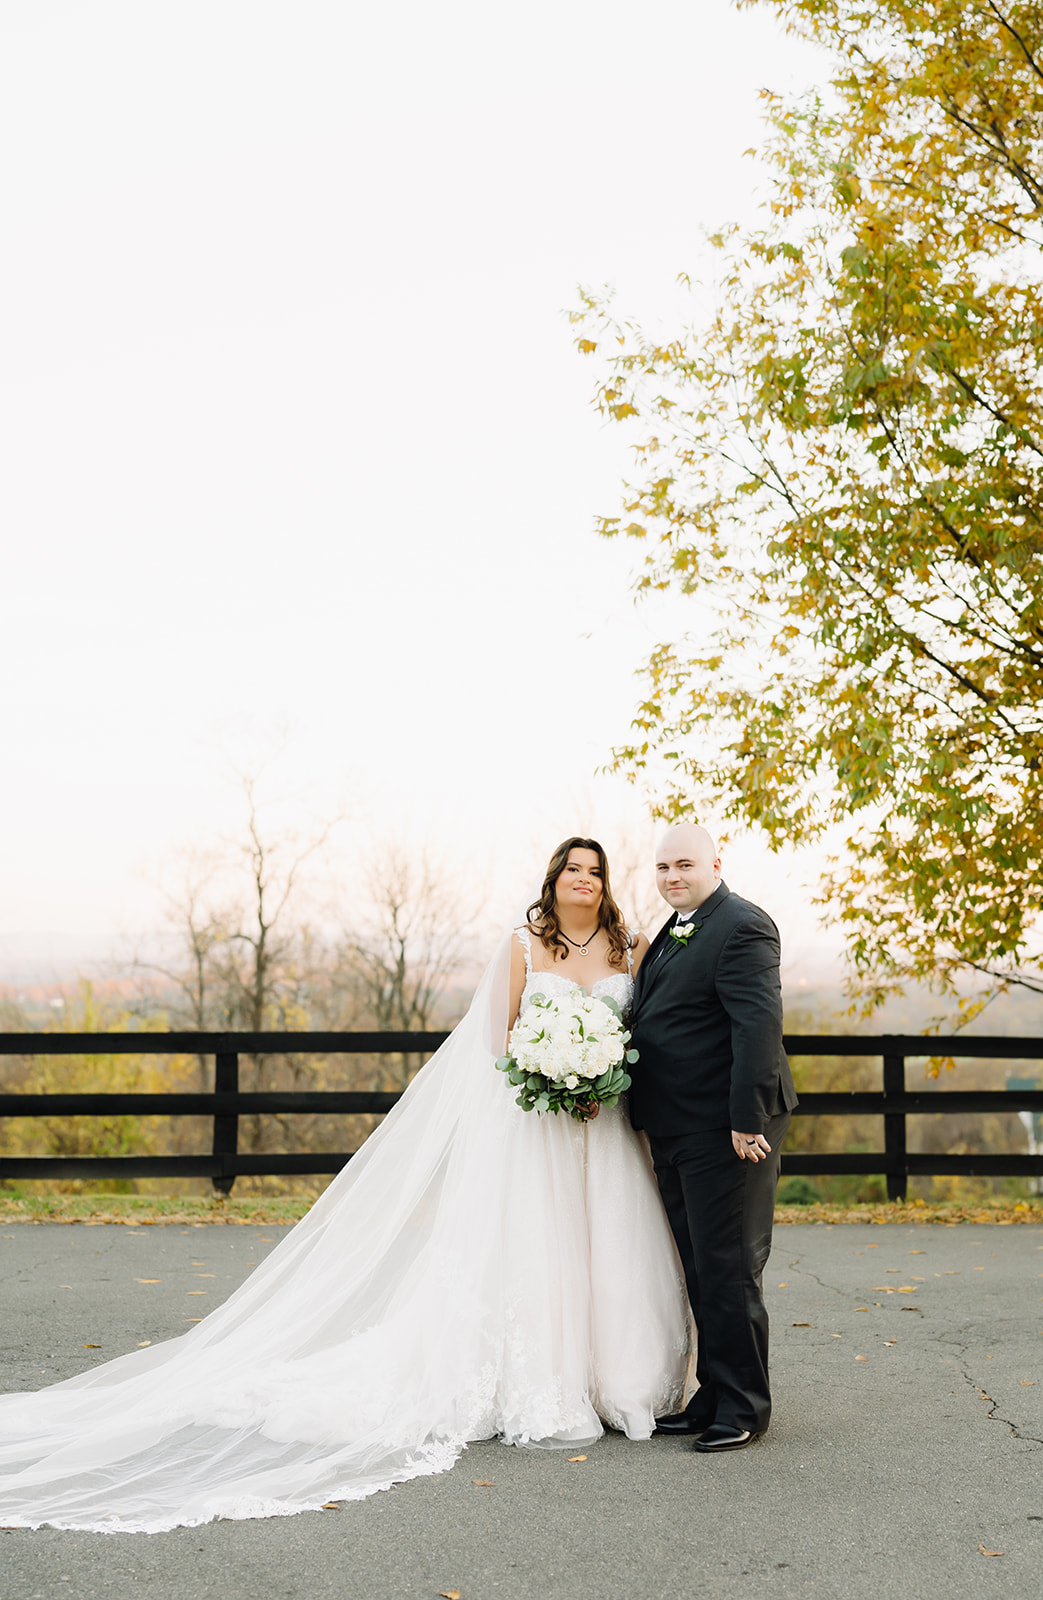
<box><xmin>526</xmin><ymin>836</ymin><xmax>631</xmax><ymax>967</ymax></box>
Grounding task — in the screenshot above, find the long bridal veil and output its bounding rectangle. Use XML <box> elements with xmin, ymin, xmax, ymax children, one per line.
<box><xmin>0</xmin><ymin>932</ymin><xmax>689</xmax><ymax>1533</ymax></box>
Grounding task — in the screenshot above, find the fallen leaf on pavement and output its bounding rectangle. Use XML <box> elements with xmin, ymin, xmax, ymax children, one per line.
<box><xmin>321</xmin><ymin>1502</ymin><xmax>340</xmax><ymax>1510</ymax></box>
<box><xmin>979</xmin><ymin>1545</ymin><xmax>1003</xmax><ymax>1557</ymax></box>
<box><xmin>472</xmin><ymin>1480</ymin><xmax>494</xmax><ymax>1487</ymax></box>
<box><xmin>135</xmin><ymin>1279</ymin><xmax>161</xmax><ymax>1284</ymax></box>
<box><xmin>567</xmin><ymin>1455</ymin><xmax>587</xmax><ymax>1462</ymax></box>
<box><xmin>855</xmin><ymin>1355</ymin><xmax>868</xmax><ymax>1361</ymax></box>
<box><xmin>1021</xmin><ymin>1380</ymin><xmax>1036</xmax><ymax>1385</ymax></box>
<box><xmin>83</xmin><ymin>1344</ymin><xmax>102</xmax><ymax>1349</ymax></box>
<box><xmin>792</xmin><ymin>1322</ymin><xmax>811</xmax><ymax>1327</ymax></box>
<box><xmin>438</xmin><ymin>1590</ymin><xmax>462</xmax><ymax>1599</ymax></box>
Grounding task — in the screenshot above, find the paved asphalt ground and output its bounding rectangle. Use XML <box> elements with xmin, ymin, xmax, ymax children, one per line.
<box><xmin>1</xmin><ymin>1222</ymin><xmax>1042</xmax><ymax>1600</ymax></box>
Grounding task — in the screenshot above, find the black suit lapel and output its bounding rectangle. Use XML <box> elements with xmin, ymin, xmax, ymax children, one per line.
<box><xmin>638</xmin><ymin>919</ymin><xmax>689</xmax><ymax>999</ymax></box>
<box><xmin>635</xmin><ymin>882</ymin><xmax>732</xmax><ymax>1004</ymax></box>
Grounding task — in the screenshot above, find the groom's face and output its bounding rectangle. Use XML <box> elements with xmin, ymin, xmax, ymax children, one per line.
<box><xmin>655</xmin><ymin>829</ymin><xmax>721</xmax><ymax>914</ymax></box>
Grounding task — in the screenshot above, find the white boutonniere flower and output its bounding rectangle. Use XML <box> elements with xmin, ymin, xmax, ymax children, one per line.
<box><xmin>669</xmin><ymin>920</ymin><xmax>700</xmax><ymax>945</ymax></box>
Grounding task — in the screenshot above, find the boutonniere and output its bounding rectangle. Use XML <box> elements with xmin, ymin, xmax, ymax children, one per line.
<box><xmin>669</xmin><ymin>920</ymin><xmax>700</xmax><ymax>945</ymax></box>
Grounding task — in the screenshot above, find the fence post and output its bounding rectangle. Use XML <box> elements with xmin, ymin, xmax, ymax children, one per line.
<box><xmin>883</xmin><ymin>1049</ymin><xmax>907</xmax><ymax>1201</ymax></box>
<box><xmin>212</xmin><ymin>1052</ymin><xmax>239</xmax><ymax>1196</ymax></box>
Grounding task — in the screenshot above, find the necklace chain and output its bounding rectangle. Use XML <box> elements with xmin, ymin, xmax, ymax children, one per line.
<box><xmin>560</xmin><ymin>928</ymin><xmax>598</xmax><ymax>957</ymax></box>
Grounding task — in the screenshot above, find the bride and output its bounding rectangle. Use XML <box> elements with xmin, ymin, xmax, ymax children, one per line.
<box><xmin>0</xmin><ymin>838</ymin><xmax>690</xmax><ymax>1533</ymax></box>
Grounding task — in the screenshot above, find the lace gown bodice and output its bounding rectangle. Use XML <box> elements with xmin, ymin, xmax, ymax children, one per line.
<box><xmin>516</xmin><ymin>926</ymin><xmax>634</xmax><ymax>1019</ymax></box>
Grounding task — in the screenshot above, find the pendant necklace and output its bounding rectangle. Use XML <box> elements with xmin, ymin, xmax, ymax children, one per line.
<box><xmin>560</xmin><ymin>929</ymin><xmax>597</xmax><ymax>957</ymax></box>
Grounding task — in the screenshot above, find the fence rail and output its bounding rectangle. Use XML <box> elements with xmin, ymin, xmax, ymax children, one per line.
<box><xmin>1</xmin><ymin>1032</ymin><xmax>1041</xmax><ymax>1199</ymax></box>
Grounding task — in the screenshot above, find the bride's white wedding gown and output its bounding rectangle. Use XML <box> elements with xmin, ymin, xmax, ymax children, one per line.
<box><xmin>0</xmin><ymin>931</ymin><xmax>690</xmax><ymax>1533</ymax></box>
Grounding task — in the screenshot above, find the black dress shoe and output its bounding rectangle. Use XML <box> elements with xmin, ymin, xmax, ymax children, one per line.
<box><xmin>653</xmin><ymin>1409</ymin><xmax>713</xmax><ymax>1436</ymax></box>
<box><xmin>691</xmin><ymin>1423</ymin><xmax>762</xmax><ymax>1452</ymax></box>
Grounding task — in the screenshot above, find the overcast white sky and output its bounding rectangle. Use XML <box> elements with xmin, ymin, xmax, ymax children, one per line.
<box><xmin>1</xmin><ymin>0</ymin><xmax>841</xmax><ymax>985</ymax></box>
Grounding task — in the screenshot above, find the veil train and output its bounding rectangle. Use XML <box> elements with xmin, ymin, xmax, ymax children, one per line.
<box><xmin>0</xmin><ymin>933</ymin><xmax>689</xmax><ymax>1533</ymax></box>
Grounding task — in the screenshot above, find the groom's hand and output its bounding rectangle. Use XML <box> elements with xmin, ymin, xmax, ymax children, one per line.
<box><xmin>732</xmin><ymin>1131</ymin><xmax>771</xmax><ymax>1161</ymax></box>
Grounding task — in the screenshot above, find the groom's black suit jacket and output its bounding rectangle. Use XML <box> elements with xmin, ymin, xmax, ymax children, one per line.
<box><xmin>629</xmin><ymin>881</ymin><xmax>797</xmax><ymax>1137</ymax></box>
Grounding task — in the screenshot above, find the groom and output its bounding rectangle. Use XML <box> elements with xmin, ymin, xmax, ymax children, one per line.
<box><xmin>630</xmin><ymin>822</ymin><xmax>797</xmax><ymax>1452</ymax></box>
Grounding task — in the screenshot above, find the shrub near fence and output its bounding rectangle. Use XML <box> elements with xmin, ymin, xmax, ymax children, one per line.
<box><xmin>1</xmin><ymin>1032</ymin><xmax>1042</xmax><ymax>1200</ymax></box>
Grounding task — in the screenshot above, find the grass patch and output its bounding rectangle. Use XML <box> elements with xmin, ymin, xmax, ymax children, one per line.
<box><xmin>0</xmin><ymin>1193</ymin><xmax>315</xmax><ymax>1226</ymax></box>
<box><xmin>1</xmin><ymin>1192</ymin><xmax>1041</xmax><ymax>1226</ymax></box>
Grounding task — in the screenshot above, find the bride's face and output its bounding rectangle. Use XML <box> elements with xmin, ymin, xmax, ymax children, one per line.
<box><xmin>554</xmin><ymin>848</ymin><xmax>604</xmax><ymax>916</ymax></box>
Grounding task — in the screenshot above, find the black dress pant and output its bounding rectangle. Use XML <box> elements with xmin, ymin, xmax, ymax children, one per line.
<box><xmin>649</xmin><ymin>1111</ymin><xmax>789</xmax><ymax>1434</ymax></box>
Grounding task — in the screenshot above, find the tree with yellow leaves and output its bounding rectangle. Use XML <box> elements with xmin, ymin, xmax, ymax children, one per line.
<box><xmin>576</xmin><ymin>0</ymin><xmax>1043</xmax><ymax>1008</ymax></box>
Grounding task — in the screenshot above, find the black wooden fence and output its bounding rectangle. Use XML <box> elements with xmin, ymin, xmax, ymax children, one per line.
<box><xmin>1</xmin><ymin>1032</ymin><xmax>1042</xmax><ymax>1201</ymax></box>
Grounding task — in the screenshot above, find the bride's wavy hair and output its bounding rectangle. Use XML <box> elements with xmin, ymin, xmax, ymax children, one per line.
<box><xmin>526</xmin><ymin>837</ymin><xmax>630</xmax><ymax>967</ymax></box>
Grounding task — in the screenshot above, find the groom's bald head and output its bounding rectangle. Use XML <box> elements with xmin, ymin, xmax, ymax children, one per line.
<box><xmin>655</xmin><ymin>822</ymin><xmax>721</xmax><ymax>915</ymax></box>
<box><xmin>658</xmin><ymin>821</ymin><xmax>717</xmax><ymax>861</ymax></box>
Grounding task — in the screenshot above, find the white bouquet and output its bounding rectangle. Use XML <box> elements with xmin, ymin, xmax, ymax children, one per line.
<box><xmin>495</xmin><ymin>989</ymin><xmax>637</xmax><ymax>1121</ymax></box>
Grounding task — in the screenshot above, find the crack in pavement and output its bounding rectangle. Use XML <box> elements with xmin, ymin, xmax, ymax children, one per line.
<box><xmin>781</xmin><ymin>1258</ymin><xmax>848</xmax><ymax>1299</ymax></box>
<box><xmin>932</xmin><ymin>1326</ymin><xmax>1043</xmax><ymax>1446</ymax></box>
<box><xmin>784</xmin><ymin>1261</ymin><xmax>1043</xmax><ymax>1454</ymax></box>
<box><xmin>960</xmin><ymin>1366</ymin><xmax>1043</xmax><ymax>1445</ymax></box>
